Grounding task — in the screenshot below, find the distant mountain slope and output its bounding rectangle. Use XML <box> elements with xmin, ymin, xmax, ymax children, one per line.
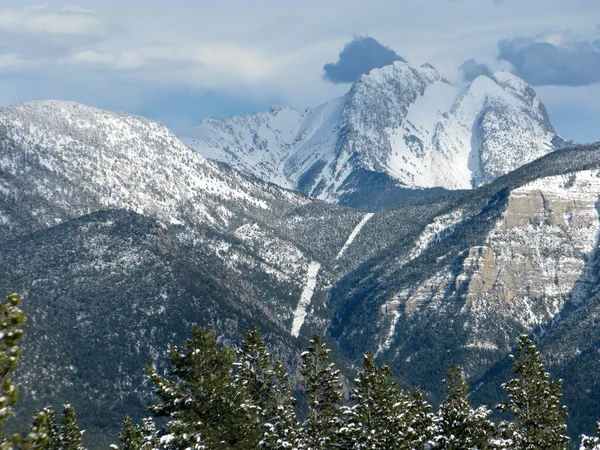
<box><xmin>327</xmin><ymin>144</ymin><xmax>600</xmax><ymax>427</ymax></box>
<box><xmin>178</xmin><ymin>62</ymin><xmax>570</xmax><ymax>209</ymax></box>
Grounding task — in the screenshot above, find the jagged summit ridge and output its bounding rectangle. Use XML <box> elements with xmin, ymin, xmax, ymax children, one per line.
<box><xmin>178</xmin><ymin>62</ymin><xmax>569</xmax><ymax>205</ymax></box>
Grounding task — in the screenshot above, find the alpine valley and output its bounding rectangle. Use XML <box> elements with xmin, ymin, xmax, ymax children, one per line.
<box><xmin>2</xmin><ymin>61</ymin><xmax>600</xmax><ymax>446</ymax></box>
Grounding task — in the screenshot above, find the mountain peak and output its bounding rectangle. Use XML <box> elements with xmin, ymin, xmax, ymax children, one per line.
<box><xmin>491</xmin><ymin>70</ymin><xmax>530</xmax><ymax>94</ymax></box>
<box><xmin>356</xmin><ymin>60</ymin><xmax>445</xmax><ymax>89</ymax></box>
<box><xmin>179</xmin><ymin>61</ymin><xmax>568</xmax><ymax>208</ymax></box>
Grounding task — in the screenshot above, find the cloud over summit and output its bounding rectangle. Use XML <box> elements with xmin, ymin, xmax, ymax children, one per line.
<box><xmin>459</xmin><ymin>58</ymin><xmax>492</xmax><ymax>82</ymax></box>
<box><xmin>323</xmin><ymin>36</ymin><xmax>406</xmax><ymax>84</ymax></box>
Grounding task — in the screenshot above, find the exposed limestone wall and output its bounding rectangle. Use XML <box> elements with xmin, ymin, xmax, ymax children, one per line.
<box><xmin>383</xmin><ymin>171</ymin><xmax>600</xmax><ymax>358</ymax></box>
<box><xmin>467</xmin><ymin>171</ymin><xmax>600</xmax><ymax>310</ymax></box>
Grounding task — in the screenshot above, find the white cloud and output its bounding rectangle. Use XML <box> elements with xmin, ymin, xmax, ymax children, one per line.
<box><xmin>0</xmin><ymin>4</ymin><xmax>111</xmax><ymax>37</ymax></box>
<box><xmin>0</xmin><ymin>53</ymin><xmax>35</xmax><ymax>72</ymax></box>
<box><xmin>65</xmin><ymin>50</ymin><xmax>144</xmax><ymax>70</ymax></box>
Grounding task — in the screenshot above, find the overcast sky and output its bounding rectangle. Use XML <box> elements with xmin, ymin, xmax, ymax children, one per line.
<box><xmin>0</xmin><ymin>0</ymin><xmax>599</xmax><ymax>142</ymax></box>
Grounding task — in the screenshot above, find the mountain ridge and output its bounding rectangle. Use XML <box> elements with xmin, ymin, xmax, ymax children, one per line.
<box><xmin>177</xmin><ymin>61</ymin><xmax>571</xmax><ymax>209</ymax></box>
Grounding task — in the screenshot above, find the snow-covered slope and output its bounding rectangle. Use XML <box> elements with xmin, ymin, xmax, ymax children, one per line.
<box><xmin>434</xmin><ymin>72</ymin><xmax>559</xmax><ymax>188</ymax></box>
<box><xmin>177</xmin><ymin>106</ymin><xmax>304</xmax><ymax>189</ymax></box>
<box><xmin>0</xmin><ymin>100</ymin><xmax>370</xmax><ymax>339</ymax></box>
<box><xmin>178</xmin><ymin>62</ymin><xmax>569</xmax><ymax>205</ymax></box>
<box><xmin>0</xmin><ymin>100</ymin><xmax>308</xmax><ymax>235</ymax></box>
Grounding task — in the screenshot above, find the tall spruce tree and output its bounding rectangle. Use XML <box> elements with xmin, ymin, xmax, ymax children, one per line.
<box><xmin>21</xmin><ymin>410</ymin><xmax>49</xmax><ymax>450</ymax></box>
<box><xmin>0</xmin><ymin>294</ymin><xmax>25</xmax><ymax>431</ymax></box>
<box><xmin>119</xmin><ymin>417</ymin><xmax>143</xmax><ymax>450</ymax></box>
<box><xmin>342</xmin><ymin>353</ymin><xmax>413</xmax><ymax>449</ymax></box>
<box><xmin>138</xmin><ymin>418</ymin><xmax>159</xmax><ymax>450</ymax></box>
<box><xmin>300</xmin><ymin>333</ymin><xmax>342</xmax><ymax>450</ymax></box>
<box><xmin>0</xmin><ymin>294</ymin><xmax>30</xmax><ymax>450</ymax></box>
<box><xmin>403</xmin><ymin>388</ymin><xmax>435</xmax><ymax>450</ymax></box>
<box><xmin>234</xmin><ymin>326</ymin><xmax>273</xmax><ymax>446</ymax></box>
<box><xmin>59</xmin><ymin>402</ymin><xmax>85</xmax><ymax>450</ymax></box>
<box><xmin>260</xmin><ymin>362</ymin><xmax>299</xmax><ymax>450</ymax></box>
<box><xmin>41</xmin><ymin>406</ymin><xmax>59</xmax><ymax>450</ymax></box>
<box><xmin>146</xmin><ymin>326</ymin><xmax>258</xmax><ymax>450</ymax></box>
<box><xmin>431</xmin><ymin>364</ymin><xmax>493</xmax><ymax>450</ymax></box>
<box><xmin>236</xmin><ymin>326</ymin><xmax>273</xmax><ymax>411</ymax></box>
<box><xmin>498</xmin><ymin>334</ymin><xmax>570</xmax><ymax>450</ymax></box>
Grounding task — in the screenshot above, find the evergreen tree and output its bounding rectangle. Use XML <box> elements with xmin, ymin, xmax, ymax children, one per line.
<box><xmin>42</xmin><ymin>406</ymin><xmax>59</xmax><ymax>450</ymax></box>
<box><xmin>403</xmin><ymin>388</ymin><xmax>435</xmax><ymax>450</ymax></box>
<box><xmin>0</xmin><ymin>294</ymin><xmax>26</xmax><ymax>450</ymax></box>
<box><xmin>234</xmin><ymin>326</ymin><xmax>273</xmax><ymax>446</ymax></box>
<box><xmin>59</xmin><ymin>402</ymin><xmax>85</xmax><ymax>450</ymax></box>
<box><xmin>138</xmin><ymin>418</ymin><xmax>159</xmax><ymax>450</ymax></box>
<box><xmin>260</xmin><ymin>362</ymin><xmax>299</xmax><ymax>450</ymax></box>
<box><xmin>342</xmin><ymin>353</ymin><xmax>413</xmax><ymax>449</ymax></box>
<box><xmin>299</xmin><ymin>333</ymin><xmax>342</xmax><ymax>450</ymax></box>
<box><xmin>581</xmin><ymin>423</ymin><xmax>600</xmax><ymax>450</ymax></box>
<box><xmin>119</xmin><ymin>417</ymin><xmax>143</xmax><ymax>450</ymax></box>
<box><xmin>498</xmin><ymin>334</ymin><xmax>570</xmax><ymax>450</ymax></box>
<box><xmin>431</xmin><ymin>364</ymin><xmax>493</xmax><ymax>450</ymax></box>
<box><xmin>146</xmin><ymin>326</ymin><xmax>257</xmax><ymax>450</ymax></box>
<box><xmin>236</xmin><ymin>326</ymin><xmax>274</xmax><ymax>411</ymax></box>
<box><xmin>0</xmin><ymin>294</ymin><xmax>25</xmax><ymax>429</ymax></box>
<box><xmin>21</xmin><ymin>410</ymin><xmax>50</xmax><ymax>450</ymax></box>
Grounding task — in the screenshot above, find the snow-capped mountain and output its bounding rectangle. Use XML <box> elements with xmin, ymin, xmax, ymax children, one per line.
<box><xmin>178</xmin><ymin>61</ymin><xmax>569</xmax><ymax>207</ymax></box>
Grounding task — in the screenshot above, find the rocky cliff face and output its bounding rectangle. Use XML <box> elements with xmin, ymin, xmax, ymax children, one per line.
<box><xmin>375</xmin><ymin>170</ymin><xmax>600</xmax><ymax>374</ymax></box>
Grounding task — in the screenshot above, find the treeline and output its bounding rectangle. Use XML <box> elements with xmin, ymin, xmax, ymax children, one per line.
<box><xmin>2</xmin><ymin>295</ymin><xmax>600</xmax><ymax>449</ymax></box>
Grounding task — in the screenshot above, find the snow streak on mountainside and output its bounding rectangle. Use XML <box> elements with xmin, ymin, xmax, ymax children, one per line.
<box><xmin>178</xmin><ymin>62</ymin><xmax>569</xmax><ymax>204</ymax></box>
<box><xmin>290</xmin><ymin>261</ymin><xmax>321</xmax><ymax>337</ymax></box>
<box><xmin>336</xmin><ymin>213</ymin><xmax>374</xmax><ymax>260</ymax></box>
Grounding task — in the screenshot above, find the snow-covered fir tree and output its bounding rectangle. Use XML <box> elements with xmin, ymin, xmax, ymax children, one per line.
<box><xmin>260</xmin><ymin>362</ymin><xmax>299</xmax><ymax>450</ymax></box>
<box><xmin>138</xmin><ymin>418</ymin><xmax>160</xmax><ymax>450</ymax></box>
<box><xmin>60</xmin><ymin>402</ymin><xmax>85</xmax><ymax>450</ymax></box>
<box><xmin>299</xmin><ymin>333</ymin><xmax>343</xmax><ymax>450</ymax></box>
<box><xmin>235</xmin><ymin>325</ymin><xmax>274</xmax><ymax>445</ymax></box>
<box><xmin>146</xmin><ymin>326</ymin><xmax>259</xmax><ymax>450</ymax></box>
<box><xmin>497</xmin><ymin>334</ymin><xmax>570</xmax><ymax>450</ymax></box>
<box><xmin>0</xmin><ymin>294</ymin><xmax>25</xmax><ymax>431</ymax></box>
<box><xmin>403</xmin><ymin>388</ymin><xmax>435</xmax><ymax>450</ymax></box>
<box><xmin>23</xmin><ymin>409</ymin><xmax>51</xmax><ymax>449</ymax></box>
<box><xmin>340</xmin><ymin>353</ymin><xmax>415</xmax><ymax>449</ymax></box>
<box><xmin>42</xmin><ymin>406</ymin><xmax>60</xmax><ymax>450</ymax></box>
<box><xmin>430</xmin><ymin>364</ymin><xmax>494</xmax><ymax>450</ymax></box>
<box><xmin>119</xmin><ymin>417</ymin><xmax>144</xmax><ymax>450</ymax></box>
<box><xmin>580</xmin><ymin>423</ymin><xmax>600</xmax><ymax>450</ymax></box>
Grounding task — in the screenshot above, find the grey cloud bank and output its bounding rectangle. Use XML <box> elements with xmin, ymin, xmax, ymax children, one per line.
<box><xmin>323</xmin><ymin>36</ymin><xmax>406</xmax><ymax>84</ymax></box>
<box><xmin>498</xmin><ymin>35</ymin><xmax>600</xmax><ymax>86</ymax></box>
<box><xmin>459</xmin><ymin>58</ymin><xmax>493</xmax><ymax>81</ymax></box>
